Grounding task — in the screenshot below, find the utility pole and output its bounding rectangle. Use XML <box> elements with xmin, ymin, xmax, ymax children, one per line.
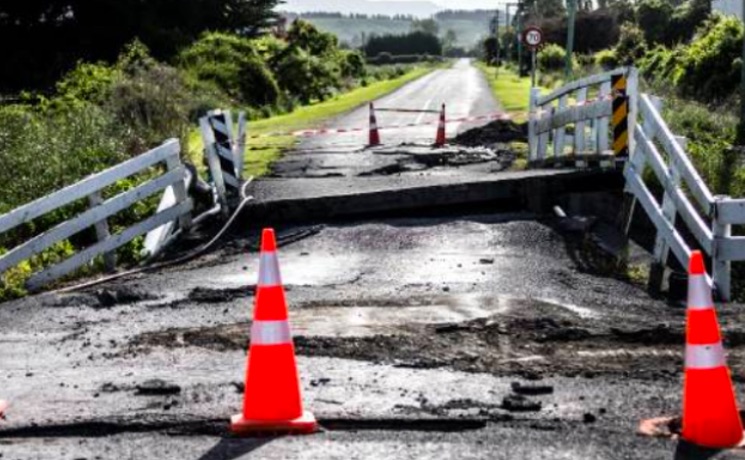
<box><xmin>505</xmin><ymin>2</ymin><xmax>519</xmax><ymax>66</ymax></box>
<box><xmin>517</xmin><ymin>1</ymin><xmax>524</xmax><ymax>76</ymax></box>
<box><xmin>565</xmin><ymin>0</ymin><xmax>576</xmax><ymax>78</ymax></box>
<box><xmin>505</xmin><ymin>4</ymin><xmax>512</xmax><ymax>64</ymax></box>
<box><xmin>495</xmin><ymin>10</ymin><xmax>501</xmax><ymax>65</ymax></box>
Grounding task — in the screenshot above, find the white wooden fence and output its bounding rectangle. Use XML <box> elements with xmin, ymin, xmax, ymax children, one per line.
<box><xmin>0</xmin><ymin>139</ymin><xmax>192</xmax><ymax>291</ymax></box>
<box><xmin>528</xmin><ymin>67</ymin><xmax>638</xmax><ymax>167</ymax></box>
<box><xmin>624</xmin><ymin>93</ymin><xmax>745</xmax><ymax>301</ymax></box>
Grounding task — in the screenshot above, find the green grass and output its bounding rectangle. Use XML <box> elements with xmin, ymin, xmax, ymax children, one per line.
<box><xmin>475</xmin><ymin>62</ymin><xmax>555</xmax><ymax>121</ymax></box>
<box><xmin>188</xmin><ymin>64</ymin><xmax>440</xmax><ymax>178</ymax></box>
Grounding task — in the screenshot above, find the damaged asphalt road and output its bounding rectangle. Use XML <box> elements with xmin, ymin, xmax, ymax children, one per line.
<box><xmin>4</xmin><ymin>214</ymin><xmax>745</xmax><ymax>458</ymax></box>
<box><xmin>2</xmin><ymin>59</ymin><xmax>743</xmax><ymax>459</ymax></box>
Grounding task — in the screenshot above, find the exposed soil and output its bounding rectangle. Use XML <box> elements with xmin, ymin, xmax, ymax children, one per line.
<box><xmin>125</xmin><ymin>295</ymin><xmax>739</xmax><ymax>382</ymax></box>
<box><xmin>453</xmin><ymin>120</ymin><xmax>528</xmax><ymax>147</ymax></box>
<box><xmin>359</xmin><ymin>147</ymin><xmax>515</xmax><ymax>177</ymax></box>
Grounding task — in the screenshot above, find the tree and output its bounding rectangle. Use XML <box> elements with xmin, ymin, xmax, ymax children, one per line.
<box><xmin>443</xmin><ymin>29</ymin><xmax>458</xmax><ymax>51</ymax></box>
<box><xmin>0</xmin><ymin>0</ymin><xmax>282</xmax><ymax>92</ymax></box>
<box><xmin>636</xmin><ymin>0</ymin><xmax>674</xmax><ymax>44</ymax></box>
<box><xmin>521</xmin><ymin>0</ymin><xmax>566</xmax><ymax>18</ymax></box>
<box><xmin>411</xmin><ymin>18</ymin><xmax>440</xmax><ymax>36</ymax></box>
<box><xmin>482</xmin><ymin>36</ymin><xmax>500</xmax><ymax>63</ymax></box>
<box><xmin>364</xmin><ymin>31</ymin><xmax>443</xmax><ymax>57</ymax></box>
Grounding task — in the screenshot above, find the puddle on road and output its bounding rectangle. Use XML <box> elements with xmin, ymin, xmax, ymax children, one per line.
<box><xmin>292</xmin><ymin>294</ymin><xmax>510</xmax><ymax>337</ymax></box>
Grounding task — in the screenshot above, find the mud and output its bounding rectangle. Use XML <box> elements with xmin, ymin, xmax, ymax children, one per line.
<box><xmin>358</xmin><ymin>146</ymin><xmax>515</xmax><ymax>177</ymax></box>
<box><xmin>453</xmin><ymin>120</ymin><xmax>528</xmax><ymax>147</ymax></box>
<box><xmin>125</xmin><ymin>295</ymin><xmax>736</xmax><ymax>382</ymax></box>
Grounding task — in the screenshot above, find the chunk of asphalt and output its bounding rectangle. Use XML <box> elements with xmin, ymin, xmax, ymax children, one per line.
<box><xmin>135</xmin><ymin>379</ymin><xmax>181</xmax><ymax>396</ymax></box>
<box><xmin>511</xmin><ymin>381</ymin><xmax>554</xmax><ymax>396</ymax></box>
<box><xmin>502</xmin><ymin>394</ymin><xmax>542</xmax><ymax>412</ymax></box>
<box><xmin>310</xmin><ymin>378</ymin><xmax>331</xmax><ymax>387</ymax></box>
<box><xmin>479</xmin><ymin>258</ymin><xmax>495</xmax><ymax>265</ymax></box>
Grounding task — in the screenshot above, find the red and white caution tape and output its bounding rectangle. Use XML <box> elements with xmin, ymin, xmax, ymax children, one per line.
<box><xmin>247</xmin><ymin>112</ymin><xmax>514</xmax><ymax>140</ymax></box>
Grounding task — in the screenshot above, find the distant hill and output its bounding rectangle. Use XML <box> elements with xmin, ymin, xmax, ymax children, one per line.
<box><xmin>280</xmin><ymin>0</ymin><xmax>441</xmax><ymax>18</ymax></box>
<box><xmin>281</xmin><ymin>10</ymin><xmax>503</xmax><ymax>50</ymax></box>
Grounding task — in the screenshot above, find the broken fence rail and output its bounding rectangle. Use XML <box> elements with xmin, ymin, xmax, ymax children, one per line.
<box><xmin>0</xmin><ymin>139</ymin><xmax>193</xmax><ymax>291</ymax></box>
<box><xmin>624</xmin><ymin>93</ymin><xmax>745</xmax><ymax>301</ymax></box>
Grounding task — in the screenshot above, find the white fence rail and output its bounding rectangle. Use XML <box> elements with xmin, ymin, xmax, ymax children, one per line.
<box><xmin>0</xmin><ymin>139</ymin><xmax>192</xmax><ymax>291</ymax></box>
<box><xmin>624</xmin><ymin>93</ymin><xmax>744</xmax><ymax>300</ymax></box>
<box><xmin>528</xmin><ymin>67</ymin><xmax>638</xmax><ymax>167</ymax></box>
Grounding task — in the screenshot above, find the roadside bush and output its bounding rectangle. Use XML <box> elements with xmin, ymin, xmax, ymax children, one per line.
<box><xmin>537</xmin><ymin>44</ymin><xmax>567</xmax><ymax>72</ymax></box>
<box><xmin>614</xmin><ymin>23</ymin><xmax>647</xmax><ymax>65</ymax></box>
<box><xmin>672</xmin><ymin>15</ymin><xmax>744</xmax><ymax>101</ymax></box>
<box><xmin>0</xmin><ymin>104</ymin><xmax>128</xmax><ymax>215</ymax></box>
<box><xmin>274</xmin><ymin>47</ymin><xmax>340</xmax><ymax>104</ymax></box>
<box><xmin>594</xmin><ymin>49</ymin><xmax>619</xmax><ymax>70</ymax></box>
<box><xmin>107</xmin><ymin>62</ymin><xmax>192</xmax><ymax>154</ymax></box>
<box><xmin>178</xmin><ymin>32</ymin><xmax>280</xmax><ymax>107</ymax></box>
<box><xmin>638</xmin><ymin>45</ymin><xmax>680</xmax><ymax>83</ymax></box>
<box><xmin>339</xmin><ymin>50</ymin><xmax>367</xmax><ymax>79</ymax></box>
<box><xmin>54</xmin><ymin>62</ymin><xmax>119</xmax><ymax>106</ymax></box>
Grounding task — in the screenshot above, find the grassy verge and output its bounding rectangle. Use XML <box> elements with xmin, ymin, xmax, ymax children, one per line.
<box><xmin>188</xmin><ymin>64</ymin><xmax>440</xmax><ymax>178</ymax></box>
<box><xmin>475</xmin><ymin>62</ymin><xmax>559</xmax><ymax>121</ymax></box>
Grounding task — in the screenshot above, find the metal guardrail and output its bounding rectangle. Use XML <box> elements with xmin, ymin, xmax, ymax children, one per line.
<box><xmin>624</xmin><ymin>93</ymin><xmax>745</xmax><ymax>301</ymax></box>
<box><xmin>0</xmin><ymin>139</ymin><xmax>193</xmax><ymax>291</ymax></box>
<box><xmin>528</xmin><ymin>67</ymin><xmax>638</xmax><ymax>167</ymax></box>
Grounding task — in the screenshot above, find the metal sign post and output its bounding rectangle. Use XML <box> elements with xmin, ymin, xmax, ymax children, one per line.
<box><xmin>522</xmin><ymin>26</ymin><xmax>544</xmax><ymax>88</ymax></box>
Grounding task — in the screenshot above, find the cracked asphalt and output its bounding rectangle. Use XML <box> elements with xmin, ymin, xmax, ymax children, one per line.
<box><xmin>4</xmin><ymin>61</ymin><xmax>745</xmax><ymax>460</ymax></box>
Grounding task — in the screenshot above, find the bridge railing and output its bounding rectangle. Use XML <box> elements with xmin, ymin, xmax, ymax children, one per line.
<box><xmin>0</xmin><ymin>139</ymin><xmax>192</xmax><ymax>291</ymax></box>
<box><xmin>625</xmin><ymin>93</ymin><xmax>745</xmax><ymax>301</ymax></box>
<box><xmin>528</xmin><ymin>67</ymin><xmax>638</xmax><ymax>168</ymax></box>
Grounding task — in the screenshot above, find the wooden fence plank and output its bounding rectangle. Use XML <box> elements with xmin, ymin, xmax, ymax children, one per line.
<box><xmin>637</xmin><ymin>127</ymin><xmax>712</xmax><ymax>253</ymax></box>
<box><xmin>641</xmin><ymin>94</ymin><xmax>713</xmax><ymax>215</ymax></box>
<box><xmin>537</xmin><ymin>67</ymin><xmax>627</xmax><ymax>106</ymax></box>
<box><xmin>0</xmin><ymin>168</ymin><xmax>184</xmax><ymax>275</ymax></box>
<box><xmin>0</xmin><ymin>139</ymin><xmax>179</xmax><ymax>235</ymax></box>
<box><xmin>535</xmin><ymin>100</ymin><xmax>612</xmax><ymax>134</ymax></box>
<box><xmin>27</xmin><ymin>199</ymin><xmax>193</xmax><ymax>290</ymax></box>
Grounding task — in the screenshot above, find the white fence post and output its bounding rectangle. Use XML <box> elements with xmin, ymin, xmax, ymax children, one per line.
<box><xmin>713</xmin><ymin>196</ymin><xmax>732</xmax><ymax>301</ymax></box>
<box><xmin>235</xmin><ymin>111</ymin><xmax>247</xmax><ymax>178</ymax></box>
<box><xmin>574</xmin><ymin>87</ymin><xmax>588</xmax><ymax>154</ymax></box>
<box><xmin>597</xmin><ymin>81</ymin><xmax>611</xmax><ymax>154</ymax></box>
<box><xmin>553</xmin><ymin>95</ymin><xmax>568</xmax><ymax>159</ymax></box>
<box><xmin>200</xmin><ymin>116</ymin><xmax>228</xmax><ymax>214</ymax></box>
<box><xmin>87</xmin><ymin>192</ymin><xmax>116</xmax><ymax>272</ymax></box>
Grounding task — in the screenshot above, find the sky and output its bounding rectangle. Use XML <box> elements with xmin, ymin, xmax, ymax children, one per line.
<box><xmin>396</xmin><ymin>0</ymin><xmax>501</xmax><ymax>8</ymax></box>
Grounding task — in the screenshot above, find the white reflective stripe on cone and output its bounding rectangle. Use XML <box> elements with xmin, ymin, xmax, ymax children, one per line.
<box><xmin>251</xmin><ymin>320</ymin><xmax>292</xmax><ymax>345</ymax></box>
<box><xmin>685</xmin><ymin>342</ymin><xmax>726</xmax><ymax>369</ymax></box>
<box><xmin>688</xmin><ymin>275</ymin><xmax>714</xmax><ymax>311</ymax></box>
<box><xmin>258</xmin><ymin>252</ymin><xmax>282</xmax><ymax>287</ymax></box>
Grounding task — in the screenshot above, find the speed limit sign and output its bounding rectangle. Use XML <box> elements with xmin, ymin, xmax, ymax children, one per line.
<box><xmin>522</xmin><ymin>26</ymin><xmax>544</xmax><ymax>50</ymax></box>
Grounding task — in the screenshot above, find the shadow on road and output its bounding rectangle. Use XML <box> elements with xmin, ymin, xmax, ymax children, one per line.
<box><xmin>674</xmin><ymin>441</ymin><xmax>725</xmax><ymax>460</ymax></box>
<box><xmin>196</xmin><ymin>437</ymin><xmax>274</xmax><ymax>460</ymax></box>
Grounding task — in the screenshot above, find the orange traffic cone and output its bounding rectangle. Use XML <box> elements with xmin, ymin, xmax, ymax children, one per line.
<box><xmin>681</xmin><ymin>251</ymin><xmax>743</xmax><ymax>448</ymax></box>
<box><xmin>369</xmin><ymin>103</ymin><xmax>381</xmax><ymax>146</ymax></box>
<box><xmin>231</xmin><ymin>228</ymin><xmax>318</xmax><ymax>435</ymax></box>
<box><xmin>434</xmin><ymin>103</ymin><xmax>446</xmax><ymax>147</ymax></box>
